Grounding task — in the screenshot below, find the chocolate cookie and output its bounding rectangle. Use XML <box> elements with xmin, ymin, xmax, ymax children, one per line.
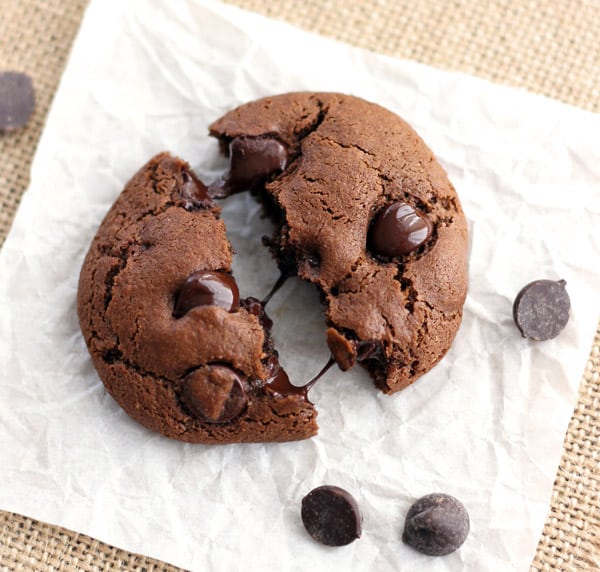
<box><xmin>209</xmin><ymin>92</ymin><xmax>468</xmax><ymax>393</ymax></box>
<box><xmin>77</xmin><ymin>153</ymin><xmax>317</xmax><ymax>443</ymax></box>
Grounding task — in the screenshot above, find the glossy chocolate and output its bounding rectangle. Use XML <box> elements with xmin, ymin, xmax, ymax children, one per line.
<box><xmin>264</xmin><ymin>355</ymin><xmax>306</xmax><ymax>398</ymax></box>
<box><xmin>402</xmin><ymin>493</ymin><xmax>470</xmax><ymax>556</ymax></box>
<box><xmin>301</xmin><ymin>485</ymin><xmax>362</xmax><ymax>546</ymax></box>
<box><xmin>209</xmin><ymin>136</ymin><xmax>288</xmax><ymax>197</ymax></box>
<box><xmin>261</xmin><ymin>272</ymin><xmax>290</xmax><ymax>306</ymax></box>
<box><xmin>326</xmin><ymin>328</ymin><xmax>385</xmax><ymax>372</ymax></box>
<box><xmin>369</xmin><ymin>202</ymin><xmax>432</xmax><ymax>257</ymax></box>
<box><xmin>356</xmin><ymin>340</ymin><xmax>384</xmax><ymax>363</ymax></box>
<box><xmin>179</xmin><ymin>169</ymin><xmax>211</xmax><ymax>210</ymax></box>
<box><xmin>263</xmin><ymin>355</ymin><xmax>333</xmax><ymax>398</ymax></box>
<box><xmin>513</xmin><ymin>279</ymin><xmax>570</xmax><ymax>341</ymax></box>
<box><xmin>182</xmin><ymin>365</ymin><xmax>247</xmax><ymax>423</ymax></box>
<box><xmin>240</xmin><ymin>296</ymin><xmax>273</xmax><ymax>330</ymax></box>
<box><xmin>173</xmin><ymin>271</ymin><xmax>239</xmax><ymax>318</ymax></box>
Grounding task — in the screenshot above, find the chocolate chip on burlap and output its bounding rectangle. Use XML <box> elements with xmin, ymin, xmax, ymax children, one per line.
<box><xmin>0</xmin><ymin>71</ymin><xmax>35</xmax><ymax>131</ymax></box>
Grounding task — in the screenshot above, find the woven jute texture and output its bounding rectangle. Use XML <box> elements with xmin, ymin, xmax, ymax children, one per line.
<box><xmin>1</xmin><ymin>1</ymin><xmax>599</xmax><ymax>570</ymax></box>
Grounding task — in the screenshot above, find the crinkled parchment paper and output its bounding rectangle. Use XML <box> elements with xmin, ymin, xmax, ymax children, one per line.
<box><xmin>1</xmin><ymin>0</ymin><xmax>599</xmax><ymax>570</ymax></box>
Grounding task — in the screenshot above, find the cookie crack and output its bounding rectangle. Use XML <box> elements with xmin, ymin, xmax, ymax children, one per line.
<box><xmin>321</xmin><ymin>135</ymin><xmax>378</xmax><ymax>161</ymax></box>
<box><xmin>103</xmin><ymin>246</ymin><xmax>129</xmax><ymax>312</ymax></box>
<box><xmin>293</xmin><ymin>98</ymin><xmax>327</xmax><ymax>145</ymax></box>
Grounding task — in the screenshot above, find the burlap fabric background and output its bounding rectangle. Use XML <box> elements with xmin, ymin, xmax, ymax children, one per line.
<box><xmin>1</xmin><ymin>1</ymin><xmax>598</xmax><ymax>570</ymax></box>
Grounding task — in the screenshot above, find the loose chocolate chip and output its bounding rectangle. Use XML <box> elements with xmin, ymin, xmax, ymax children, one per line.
<box><xmin>173</xmin><ymin>271</ymin><xmax>239</xmax><ymax>318</ymax></box>
<box><xmin>402</xmin><ymin>493</ymin><xmax>469</xmax><ymax>556</ymax></box>
<box><xmin>369</xmin><ymin>202</ymin><xmax>432</xmax><ymax>257</ymax></box>
<box><xmin>0</xmin><ymin>72</ymin><xmax>35</xmax><ymax>131</ymax></box>
<box><xmin>179</xmin><ymin>169</ymin><xmax>211</xmax><ymax>210</ymax></box>
<box><xmin>209</xmin><ymin>136</ymin><xmax>288</xmax><ymax>197</ymax></box>
<box><xmin>182</xmin><ymin>365</ymin><xmax>247</xmax><ymax>423</ymax></box>
<box><xmin>513</xmin><ymin>279</ymin><xmax>570</xmax><ymax>341</ymax></box>
<box><xmin>301</xmin><ymin>485</ymin><xmax>362</xmax><ymax>546</ymax></box>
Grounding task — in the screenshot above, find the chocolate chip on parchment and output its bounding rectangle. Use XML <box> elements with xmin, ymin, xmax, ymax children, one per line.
<box><xmin>301</xmin><ymin>485</ymin><xmax>362</xmax><ymax>546</ymax></box>
<box><xmin>402</xmin><ymin>493</ymin><xmax>469</xmax><ymax>556</ymax></box>
<box><xmin>0</xmin><ymin>72</ymin><xmax>35</xmax><ymax>131</ymax></box>
<box><xmin>513</xmin><ymin>279</ymin><xmax>570</xmax><ymax>341</ymax></box>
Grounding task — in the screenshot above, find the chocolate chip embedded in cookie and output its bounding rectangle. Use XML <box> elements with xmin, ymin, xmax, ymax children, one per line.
<box><xmin>77</xmin><ymin>152</ymin><xmax>317</xmax><ymax>444</ymax></box>
<box><xmin>209</xmin><ymin>92</ymin><xmax>468</xmax><ymax>393</ymax></box>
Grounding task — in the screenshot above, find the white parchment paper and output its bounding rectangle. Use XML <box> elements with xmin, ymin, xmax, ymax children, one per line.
<box><xmin>1</xmin><ymin>0</ymin><xmax>599</xmax><ymax>570</ymax></box>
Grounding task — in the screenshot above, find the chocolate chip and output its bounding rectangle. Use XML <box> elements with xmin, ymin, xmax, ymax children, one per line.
<box><xmin>179</xmin><ymin>169</ymin><xmax>211</xmax><ymax>210</ymax></box>
<box><xmin>301</xmin><ymin>485</ymin><xmax>362</xmax><ymax>546</ymax></box>
<box><xmin>0</xmin><ymin>72</ymin><xmax>35</xmax><ymax>131</ymax></box>
<box><xmin>209</xmin><ymin>136</ymin><xmax>288</xmax><ymax>197</ymax></box>
<box><xmin>369</xmin><ymin>202</ymin><xmax>432</xmax><ymax>257</ymax></box>
<box><xmin>402</xmin><ymin>493</ymin><xmax>469</xmax><ymax>556</ymax></box>
<box><xmin>173</xmin><ymin>271</ymin><xmax>239</xmax><ymax>318</ymax></box>
<box><xmin>182</xmin><ymin>365</ymin><xmax>247</xmax><ymax>423</ymax></box>
<box><xmin>513</xmin><ymin>279</ymin><xmax>570</xmax><ymax>341</ymax></box>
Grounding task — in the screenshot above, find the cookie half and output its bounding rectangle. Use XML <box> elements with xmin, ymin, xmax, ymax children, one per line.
<box><xmin>77</xmin><ymin>153</ymin><xmax>318</xmax><ymax>443</ymax></box>
<box><xmin>209</xmin><ymin>92</ymin><xmax>468</xmax><ymax>393</ymax></box>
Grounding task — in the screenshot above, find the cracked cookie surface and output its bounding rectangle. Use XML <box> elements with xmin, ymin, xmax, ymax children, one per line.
<box><xmin>77</xmin><ymin>153</ymin><xmax>317</xmax><ymax>443</ymax></box>
<box><xmin>209</xmin><ymin>92</ymin><xmax>468</xmax><ymax>393</ymax></box>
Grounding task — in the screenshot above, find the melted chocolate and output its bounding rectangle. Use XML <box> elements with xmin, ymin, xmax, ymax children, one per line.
<box><xmin>179</xmin><ymin>169</ymin><xmax>211</xmax><ymax>210</ymax></box>
<box><xmin>369</xmin><ymin>202</ymin><xmax>432</xmax><ymax>257</ymax></box>
<box><xmin>173</xmin><ymin>271</ymin><xmax>240</xmax><ymax>318</ymax></box>
<box><xmin>209</xmin><ymin>136</ymin><xmax>288</xmax><ymax>197</ymax></box>
<box><xmin>261</xmin><ymin>272</ymin><xmax>290</xmax><ymax>306</ymax></box>
<box><xmin>327</xmin><ymin>327</ymin><xmax>385</xmax><ymax>372</ymax></box>
<box><xmin>355</xmin><ymin>340</ymin><xmax>384</xmax><ymax>364</ymax></box>
<box><xmin>182</xmin><ymin>365</ymin><xmax>247</xmax><ymax>423</ymax></box>
<box><xmin>240</xmin><ymin>296</ymin><xmax>273</xmax><ymax>330</ymax></box>
<box><xmin>264</xmin><ymin>355</ymin><xmax>334</xmax><ymax>398</ymax></box>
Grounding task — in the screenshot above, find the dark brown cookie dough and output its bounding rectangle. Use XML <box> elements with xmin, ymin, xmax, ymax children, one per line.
<box><xmin>209</xmin><ymin>92</ymin><xmax>468</xmax><ymax>393</ymax></box>
<box><xmin>77</xmin><ymin>153</ymin><xmax>317</xmax><ymax>444</ymax></box>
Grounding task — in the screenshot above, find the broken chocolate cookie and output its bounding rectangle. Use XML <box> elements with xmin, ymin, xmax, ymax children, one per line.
<box><xmin>78</xmin><ymin>92</ymin><xmax>468</xmax><ymax>444</ymax></box>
